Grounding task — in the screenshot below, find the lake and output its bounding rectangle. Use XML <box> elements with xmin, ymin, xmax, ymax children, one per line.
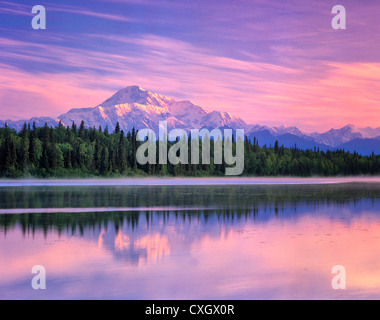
<box><xmin>1</xmin><ymin>179</ymin><xmax>380</xmax><ymax>300</ymax></box>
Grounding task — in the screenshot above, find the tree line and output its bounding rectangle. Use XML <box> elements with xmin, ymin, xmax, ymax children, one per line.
<box><xmin>0</xmin><ymin>121</ymin><xmax>379</xmax><ymax>177</ymax></box>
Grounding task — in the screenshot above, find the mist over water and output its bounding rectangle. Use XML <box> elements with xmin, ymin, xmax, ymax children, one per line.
<box><xmin>1</xmin><ymin>182</ymin><xmax>380</xmax><ymax>299</ymax></box>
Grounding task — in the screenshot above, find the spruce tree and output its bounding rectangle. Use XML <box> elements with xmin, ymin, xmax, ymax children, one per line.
<box><xmin>79</xmin><ymin>121</ymin><xmax>85</xmax><ymax>140</ymax></box>
<box><xmin>115</xmin><ymin>122</ymin><xmax>121</xmax><ymax>134</ymax></box>
<box><xmin>118</xmin><ymin>130</ymin><xmax>127</xmax><ymax>173</ymax></box>
<box><xmin>29</xmin><ymin>122</ymin><xmax>37</xmax><ymax>167</ymax></box>
<box><xmin>20</xmin><ymin>123</ymin><xmax>29</xmax><ymax>170</ymax></box>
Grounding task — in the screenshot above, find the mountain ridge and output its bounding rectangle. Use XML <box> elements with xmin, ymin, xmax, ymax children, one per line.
<box><xmin>1</xmin><ymin>85</ymin><xmax>379</xmax><ymax>155</ymax></box>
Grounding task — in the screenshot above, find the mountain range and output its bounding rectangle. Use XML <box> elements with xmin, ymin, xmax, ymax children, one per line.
<box><xmin>1</xmin><ymin>85</ymin><xmax>380</xmax><ymax>155</ymax></box>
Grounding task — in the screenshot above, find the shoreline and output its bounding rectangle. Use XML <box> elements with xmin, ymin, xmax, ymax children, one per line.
<box><xmin>1</xmin><ymin>176</ymin><xmax>380</xmax><ymax>187</ymax></box>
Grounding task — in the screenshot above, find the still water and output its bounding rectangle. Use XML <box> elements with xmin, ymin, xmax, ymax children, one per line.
<box><xmin>1</xmin><ymin>181</ymin><xmax>380</xmax><ymax>300</ymax></box>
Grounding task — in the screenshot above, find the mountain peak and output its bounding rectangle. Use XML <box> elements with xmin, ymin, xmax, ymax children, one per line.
<box><xmin>100</xmin><ymin>85</ymin><xmax>174</xmax><ymax>109</ymax></box>
<box><xmin>342</xmin><ymin>124</ymin><xmax>356</xmax><ymax>130</ymax></box>
<box><xmin>101</xmin><ymin>85</ymin><xmax>147</xmax><ymax>107</ymax></box>
<box><xmin>119</xmin><ymin>85</ymin><xmax>147</xmax><ymax>95</ymax></box>
<box><xmin>54</xmin><ymin>86</ymin><xmax>247</xmax><ymax>133</ymax></box>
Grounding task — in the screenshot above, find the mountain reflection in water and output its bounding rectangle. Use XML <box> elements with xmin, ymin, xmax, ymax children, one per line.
<box><xmin>1</xmin><ymin>183</ymin><xmax>380</xmax><ymax>299</ymax></box>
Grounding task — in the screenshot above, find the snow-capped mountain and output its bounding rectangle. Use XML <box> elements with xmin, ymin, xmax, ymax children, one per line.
<box><xmin>246</xmin><ymin>124</ymin><xmax>306</xmax><ymax>138</ymax></box>
<box><xmin>58</xmin><ymin>86</ymin><xmax>247</xmax><ymax>132</ymax></box>
<box><xmin>354</xmin><ymin>126</ymin><xmax>380</xmax><ymax>139</ymax></box>
<box><xmin>1</xmin><ymin>85</ymin><xmax>379</xmax><ymax>155</ymax></box>
<box><xmin>309</xmin><ymin>125</ymin><xmax>363</xmax><ymax>148</ymax></box>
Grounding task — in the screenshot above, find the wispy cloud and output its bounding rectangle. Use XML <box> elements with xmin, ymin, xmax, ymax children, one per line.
<box><xmin>0</xmin><ymin>1</ymin><xmax>31</xmax><ymax>16</ymax></box>
<box><xmin>0</xmin><ymin>1</ymin><xmax>135</xmax><ymax>22</ymax></box>
<box><xmin>48</xmin><ymin>4</ymin><xmax>135</xmax><ymax>22</ymax></box>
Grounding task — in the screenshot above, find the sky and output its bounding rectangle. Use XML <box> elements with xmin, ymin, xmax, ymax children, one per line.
<box><xmin>0</xmin><ymin>0</ymin><xmax>380</xmax><ymax>132</ymax></box>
